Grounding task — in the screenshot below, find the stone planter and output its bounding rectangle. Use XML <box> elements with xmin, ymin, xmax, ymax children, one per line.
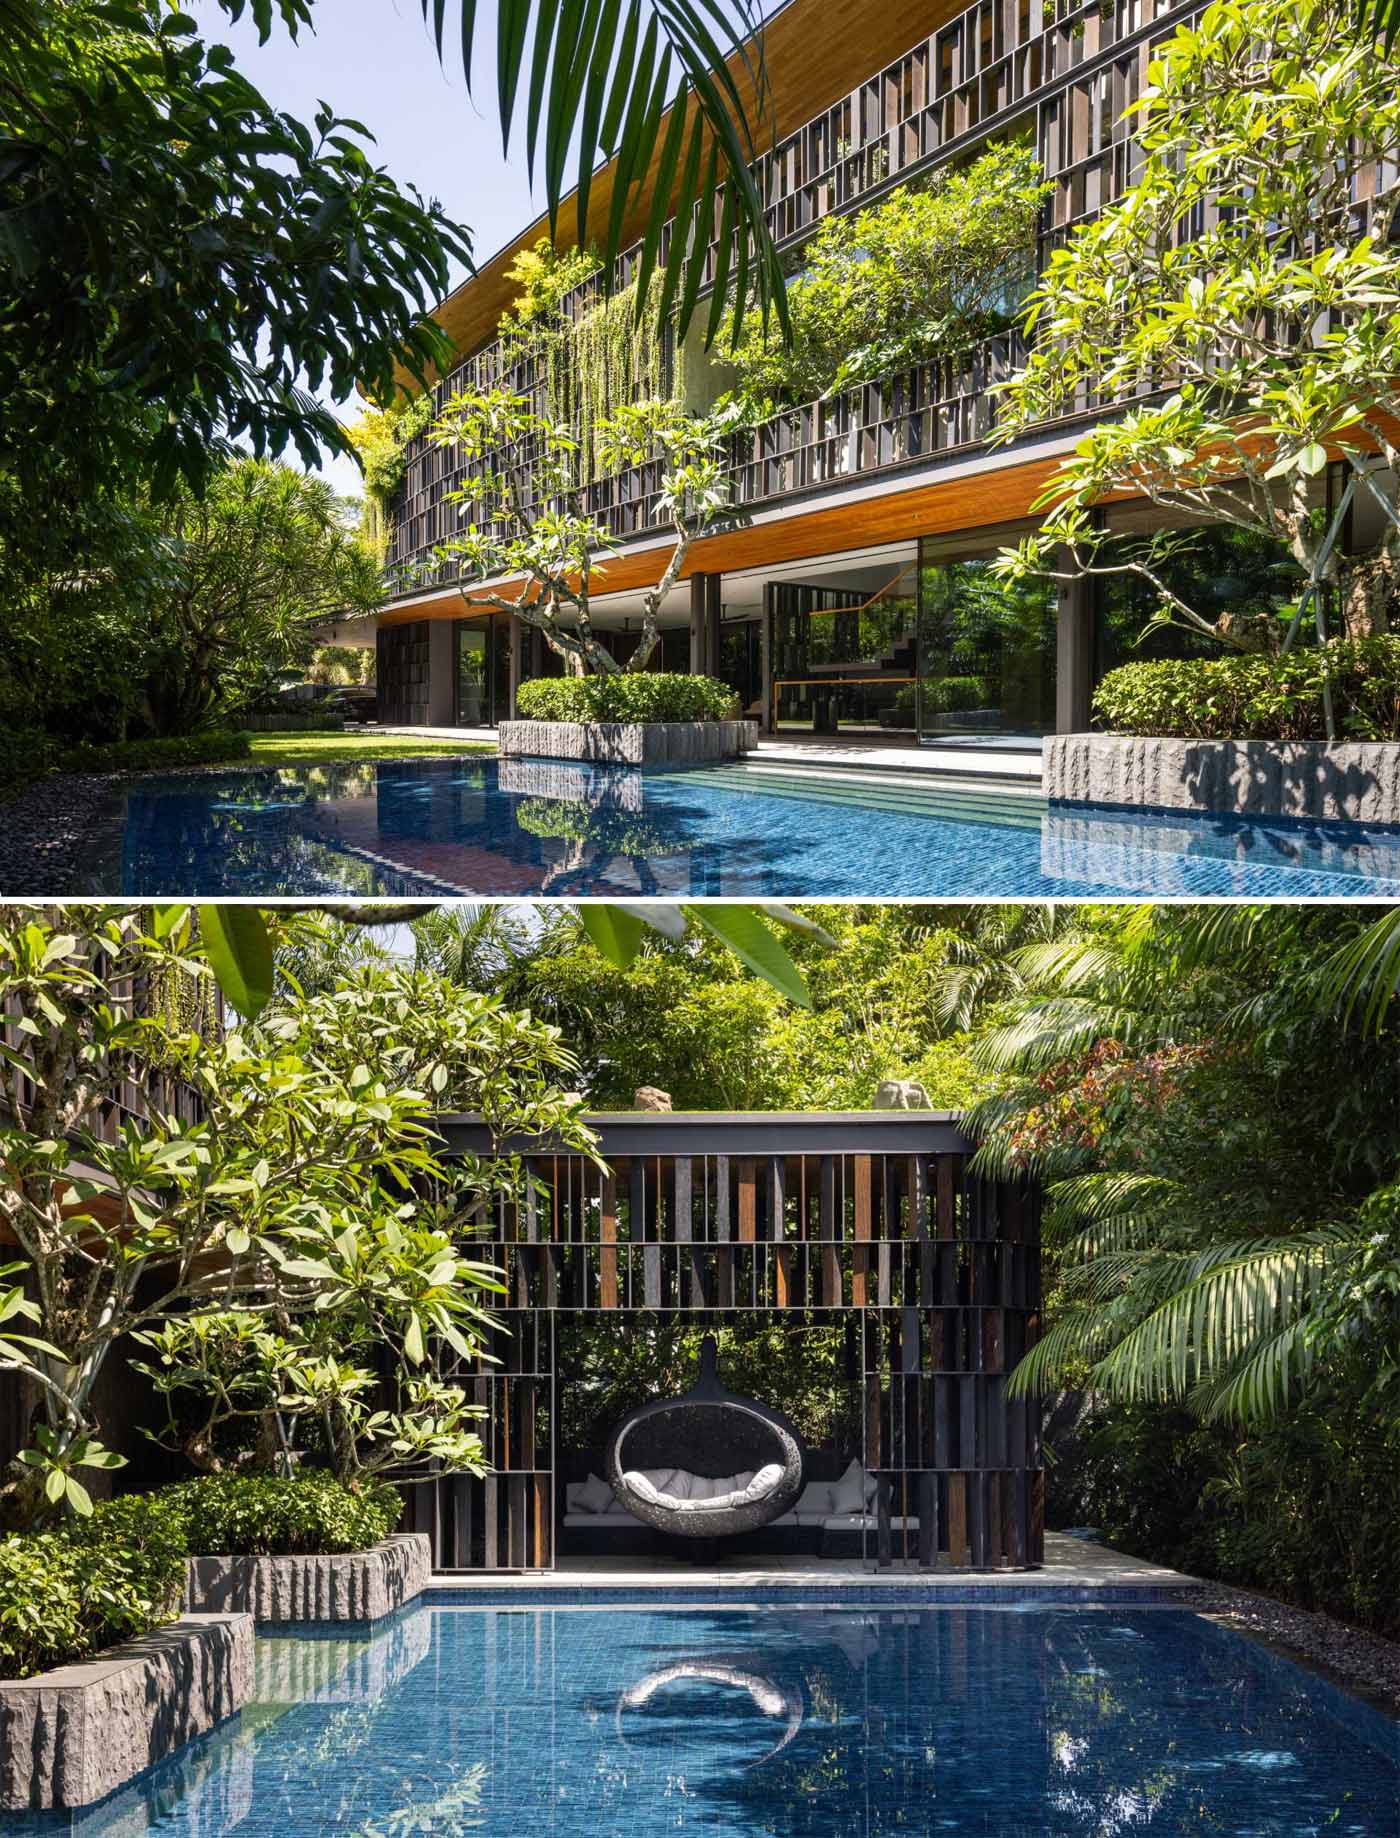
<box><xmin>498</xmin><ymin>719</ymin><xmax>757</xmax><ymax>766</ymax></box>
<box><xmin>1046</xmin><ymin>732</ymin><xmax>1400</xmax><ymax>825</ymax></box>
<box><xmin>184</xmin><ymin>1531</ymin><xmax>431</xmax><ymax>1624</ymax></box>
<box><xmin>0</xmin><ymin>1613</ymin><xmax>252</xmax><ymax>1812</ymax></box>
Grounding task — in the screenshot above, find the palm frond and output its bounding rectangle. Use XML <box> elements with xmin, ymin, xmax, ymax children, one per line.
<box><xmin>1316</xmin><ymin>908</ymin><xmax>1400</xmax><ymax>1037</ymax></box>
<box><xmin>423</xmin><ymin>0</ymin><xmax>787</xmax><ymax>343</ymax></box>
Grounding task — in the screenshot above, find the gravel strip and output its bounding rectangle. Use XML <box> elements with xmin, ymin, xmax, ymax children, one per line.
<box><xmin>1188</xmin><ymin>1581</ymin><xmax>1400</xmax><ymax>1716</ymax></box>
<box><xmin>0</xmin><ymin>772</ymin><xmax>122</xmax><ymax>896</ymax></box>
<box><xmin>0</xmin><ymin>752</ymin><xmax>495</xmax><ymax>897</ymax></box>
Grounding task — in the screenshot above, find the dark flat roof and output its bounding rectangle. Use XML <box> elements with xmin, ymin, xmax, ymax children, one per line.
<box><xmin>437</xmin><ymin>1110</ymin><xmax>973</xmax><ymax>1156</ymax></box>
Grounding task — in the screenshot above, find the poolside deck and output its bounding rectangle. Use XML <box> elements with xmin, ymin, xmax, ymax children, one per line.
<box><xmin>427</xmin><ymin>1533</ymin><xmax>1197</xmax><ymax>1598</ymax></box>
<box><xmin>361</xmin><ymin>725</ymin><xmax>1046</xmax><ymax>787</ymax></box>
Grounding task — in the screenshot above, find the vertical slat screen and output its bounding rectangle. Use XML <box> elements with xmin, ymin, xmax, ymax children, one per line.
<box><xmin>416</xmin><ymin>1135</ymin><xmax>1040</xmax><ymax>1573</ymax></box>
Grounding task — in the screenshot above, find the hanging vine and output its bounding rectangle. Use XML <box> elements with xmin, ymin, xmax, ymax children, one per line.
<box><xmin>501</xmin><ymin>251</ymin><xmax>678</xmax><ymax>483</ymax></box>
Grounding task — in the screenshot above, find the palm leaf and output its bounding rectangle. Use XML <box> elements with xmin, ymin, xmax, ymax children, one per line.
<box><xmin>421</xmin><ymin>0</ymin><xmax>787</xmax><ymax>344</ymax></box>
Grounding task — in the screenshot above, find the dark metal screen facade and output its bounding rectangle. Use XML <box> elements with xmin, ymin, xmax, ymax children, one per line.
<box><xmin>405</xmin><ymin>1112</ymin><xmax>1042</xmax><ymax>1573</ymax></box>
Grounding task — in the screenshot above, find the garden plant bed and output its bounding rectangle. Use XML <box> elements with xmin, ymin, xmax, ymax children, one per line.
<box><xmin>1046</xmin><ymin>733</ymin><xmax>1400</xmax><ymax>825</ymax></box>
<box><xmin>498</xmin><ymin>718</ymin><xmax>758</xmax><ymax>766</ymax></box>
<box><xmin>0</xmin><ymin>1613</ymin><xmax>252</xmax><ymax>1812</ymax></box>
<box><xmin>184</xmin><ymin>1532</ymin><xmax>432</xmax><ymax>1623</ymax></box>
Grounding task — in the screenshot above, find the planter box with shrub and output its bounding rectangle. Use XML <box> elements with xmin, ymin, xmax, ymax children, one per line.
<box><xmin>173</xmin><ymin>1472</ymin><xmax>432</xmax><ymax>1624</ymax></box>
<box><xmin>0</xmin><ymin>1493</ymin><xmax>250</xmax><ymax>1812</ymax></box>
<box><xmin>503</xmin><ymin>673</ymin><xmax>756</xmax><ymax>765</ymax></box>
<box><xmin>1049</xmin><ymin>642</ymin><xmax>1400</xmax><ymax>822</ymax></box>
<box><xmin>0</xmin><ymin>1614</ymin><xmax>253</xmax><ymax>1813</ymax></box>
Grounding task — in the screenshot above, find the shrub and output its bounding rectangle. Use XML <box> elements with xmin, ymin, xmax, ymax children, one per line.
<box><xmin>162</xmin><ymin>1472</ymin><xmax>402</xmax><ymax>1557</ymax></box>
<box><xmin>1094</xmin><ymin>638</ymin><xmax>1400</xmax><ymax>741</ymax></box>
<box><xmin>0</xmin><ymin>730</ymin><xmax>253</xmax><ymax>802</ymax></box>
<box><xmin>515</xmin><ymin>673</ymin><xmax>736</xmax><ymax>724</ymax></box>
<box><xmin>56</xmin><ymin>731</ymin><xmax>253</xmax><ymax>774</ymax></box>
<box><xmin>0</xmin><ymin>1494</ymin><xmax>187</xmax><ymax>1681</ymax></box>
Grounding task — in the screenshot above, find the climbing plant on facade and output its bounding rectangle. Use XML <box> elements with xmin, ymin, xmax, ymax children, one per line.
<box><xmin>424</xmin><ymin>390</ymin><xmax>731</xmax><ymax>673</ymax></box>
<box><xmin>724</xmin><ymin>142</ymin><xmax>1048</xmax><ymax>416</ymax></box>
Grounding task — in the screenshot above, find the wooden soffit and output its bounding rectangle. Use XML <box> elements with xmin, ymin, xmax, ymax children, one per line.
<box><xmin>390</xmin><ymin>0</ymin><xmax>968</xmax><ymax>392</ymax></box>
<box><xmin>378</xmin><ymin>452</ymin><xmax>1068</xmax><ymax>622</ymax></box>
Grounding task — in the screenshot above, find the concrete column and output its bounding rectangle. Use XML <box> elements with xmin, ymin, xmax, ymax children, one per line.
<box><xmin>689</xmin><ymin>572</ymin><xmax>708</xmax><ymax>676</ymax></box>
<box><xmin>1054</xmin><ymin>558</ymin><xmax>1094</xmax><ymax>736</ymax></box>
<box><xmin>507</xmin><ymin>613</ymin><xmax>523</xmax><ymax>718</ymax></box>
<box><xmin>760</xmin><ymin>585</ymin><xmax>775</xmax><ymax>734</ymax></box>
<box><xmin>704</xmin><ymin>574</ymin><xmax>722</xmax><ymax>684</ymax></box>
<box><xmin>427</xmin><ymin>620</ymin><xmax>455</xmax><ymax>727</ymax></box>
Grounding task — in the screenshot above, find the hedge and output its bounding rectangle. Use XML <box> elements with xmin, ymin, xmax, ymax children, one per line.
<box><xmin>1094</xmin><ymin>638</ymin><xmax>1400</xmax><ymax>742</ymax></box>
<box><xmin>164</xmin><ymin>1472</ymin><xmax>402</xmax><ymax>1558</ymax></box>
<box><xmin>515</xmin><ymin>673</ymin><xmax>737</xmax><ymax>724</ymax></box>
<box><xmin>0</xmin><ymin>1494</ymin><xmax>186</xmax><ymax>1681</ymax></box>
<box><xmin>0</xmin><ymin>729</ymin><xmax>252</xmax><ymax>801</ymax></box>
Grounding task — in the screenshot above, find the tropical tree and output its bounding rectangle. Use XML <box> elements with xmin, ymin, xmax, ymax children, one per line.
<box><xmin>140</xmin><ymin>461</ymin><xmax>381</xmax><ymax>734</ymax></box>
<box><xmin>992</xmin><ymin>0</ymin><xmax>1400</xmax><ymax>698</ymax></box>
<box><xmin>966</xmin><ymin>905</ymin><xmax>1400</xmax><ymax>1429</ymax></box>
<box><xmin>424</xmin><ymin>391</ymin><xmax>733</xmax><ymax>673</ymax></box>
<box><xmin>0</xmin><ymin>906</ymin><xmax>591</xmax><ymax>1520</ymax></box>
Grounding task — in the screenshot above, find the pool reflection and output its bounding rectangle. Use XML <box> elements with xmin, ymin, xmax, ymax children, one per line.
<box><xmin>100</xmin><ymin>755</ymin><xmax>1400</xmax><ymax>897</ymax></box>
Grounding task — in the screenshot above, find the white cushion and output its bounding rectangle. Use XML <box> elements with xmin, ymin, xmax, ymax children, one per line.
<box><xmin>565</xmin><ymin>1481</ymin><xmax>587</xmax><ymax>1512</ymax></box>
<box><xmin>740</xmin><ymin>1463</ymin><xmax>784</xmax><ymax>1504</ymax></box>
<box><xmin>830</xmin><ymin>1459</ymin><xmax>873</xmax><ymax>1516</ymax></box>
<box><xmin>621</xmin><ymin>1462</ymin><xmax>785</xmax><ymax>1513</ymax></box>
<box><xmin>575</xmin><ymin>1472</ymin><xmax>615</xmax><ymax>1514</ymax></box>
<box><xmin>796</xmin><ymin>1480</ymin><xmax>834</xmax><ymax>1515</ymax></box>
<box><xmin>822</xmin><ymin>1513</ymin><xmax>921</xmax><ymax>1531</ymax></box>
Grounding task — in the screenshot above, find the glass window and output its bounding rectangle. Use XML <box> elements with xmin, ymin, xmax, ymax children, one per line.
<box><xmin>915</xmin><ymin>548</ymin><xmax>1056</xmax><ymax>743</ymax></box>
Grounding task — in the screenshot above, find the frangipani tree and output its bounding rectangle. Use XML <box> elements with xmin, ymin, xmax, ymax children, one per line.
<box><xmin>992</xmin><ymin>0</ymin><xmax>1400</xmax><ymax>703</ymax></box>
<box><xmin>426</xmin><ymin>389</ymin><xmax>733</xmax><ymax>674</ymax></box>
<box><xmin>0</xmin><ymin>906</ymin><xmax>592</xmax><ymax>1520</ymax></box>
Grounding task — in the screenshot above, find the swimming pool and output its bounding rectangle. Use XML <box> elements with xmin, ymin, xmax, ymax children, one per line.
<box><xmin>86</xmin><ymin>755</ymin><xmax>1400</xmax><ymax>897</ymax></box>
<box><xmin>6</xmin><ymin>1601</ymin><xmax>1395</xmax><ymax>1836</ymax></box>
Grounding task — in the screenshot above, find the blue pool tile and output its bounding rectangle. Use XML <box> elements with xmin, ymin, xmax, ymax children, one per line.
<box><xmin>80</xmin><ymin>756</ymin><xmax>1400</xmax><ymax>897</ymax></box>
<box><xmin>5</xmin><ymin>1601</ymin><xmax>1395</xmax><ymax>1836</ymax></box>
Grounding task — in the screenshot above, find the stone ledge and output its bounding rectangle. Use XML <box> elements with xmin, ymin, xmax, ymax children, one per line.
<box><xmin>184</xmin><ymin>1532</ymin><xmax>431</xmax><ymax>1624</ymax></box>
<box><xmin>1046</xmin><ymin>732</ymin><xmax>1400</xmax><ymax>824</ymax></box>
<box><xmin>499</xmin><ymin>719</ymin><xmax>757</xmax><ymax>766</ymax></box>
<box><xmin>0</xmin><ymin>1613</ymin><xmax>252</xmax><ymax>1812</ymax></box>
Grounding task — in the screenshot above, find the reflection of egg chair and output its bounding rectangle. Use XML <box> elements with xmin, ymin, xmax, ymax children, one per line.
<box><xmin>604</xmin><ymin>1335</ymin><xmax>805</xmax><ymax>1538</ymax></box>
<box><xmin>615</xmin><ymin>1660</ymin><xmax>804</xmax><ymax>1766</ymax></box>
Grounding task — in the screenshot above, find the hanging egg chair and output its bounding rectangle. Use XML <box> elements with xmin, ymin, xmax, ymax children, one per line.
<box><xmin>604</xmin><ymin>1335</ymin><xmax>805</xmax><ymax>1538</ymax></box>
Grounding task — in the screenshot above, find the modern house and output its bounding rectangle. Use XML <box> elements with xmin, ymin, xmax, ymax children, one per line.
<box><xmin>365</xmin><ymin>0</ymin><xmax>1283</xmax><ymax>747</ymax></box>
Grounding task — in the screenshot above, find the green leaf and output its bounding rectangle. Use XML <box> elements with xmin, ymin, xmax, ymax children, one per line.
<box><xmin>404</xmin><ymin>1315</ymin><xmax>426</xmax><ymax>1364</ymax></box>
<box><xmin>576</xmin><ymin>903</ymin><xmax>646</xmax><ymax>966</ymax></box>
<box><xmin>684</xmin><ymin>905</ymin><xmax>811</xmax><ymax>1007</ymax></box>
<box><xmin>227</xmin><ymin>1226</ymin><xmax>251</xmax><ymax>1256</ymax></box>
<box><xmin>199</xmin><ymin>907</ymin><xmax>275</xmax><ymax>1020</ymax></box>
<box><xmin>65</xmin><ymin>1476</ymin><xmax>93</xmax><ymax>1516</ymax></box>
<box><xmin>44</xmin><ymin>1469</ymin><xmax>66</xmax><ymax>1503</ymax></box>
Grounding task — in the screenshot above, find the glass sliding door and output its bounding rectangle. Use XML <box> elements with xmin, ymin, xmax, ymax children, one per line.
<box><xmin>455</xmin><ymin>624</ymin><xmax>489</xmax><ymax>726</ymax></box>
<box><xmin>454</xmin><ymin>616</ymin><xmax>513</xmax><ymax>726</ymax></box>
<box><xmin>915</xmin><ymin>547</ymin><xmax>1056</xmax><ymax>746</ymax></box>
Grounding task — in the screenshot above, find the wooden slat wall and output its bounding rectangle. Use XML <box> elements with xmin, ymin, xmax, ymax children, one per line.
<box><xmin>388</xmin><ymin>0</ymin><xmax>1319</xmax><ymax>601</ymax></box>
<box><xmin>416</xmin><ymin>1144</ymin><xmax>1041</xmax><ymax>1574</ymax></box>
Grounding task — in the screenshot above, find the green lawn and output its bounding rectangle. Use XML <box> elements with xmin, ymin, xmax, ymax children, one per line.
<box><xmin>242</xmin><ymin>732</ymin><xmax>496</xmax><ymax>766</ymax></box>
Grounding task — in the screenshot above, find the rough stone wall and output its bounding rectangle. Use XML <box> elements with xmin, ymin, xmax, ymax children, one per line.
<box><xmin>184</xmin><ymin>1532</ymin><xmax>431</xmax><ymax>1624</ymax></box>
<box><xmin>498</xmin><ymin>719</ymin><xmax>758</xmax><ymax>765</ymax></box>
<box><xmin>0</xmin><ymin>1614</ymin><xmax>252</xmax><ymax>1812</ymax></box>
<box><xmin>1046</xmin><ymin>734</ymin><xmax>1400</xmax><ymax>825</ymax></box>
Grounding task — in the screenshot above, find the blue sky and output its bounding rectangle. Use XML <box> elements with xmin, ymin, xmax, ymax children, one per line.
<box><xmin>194</xmin><ymin>0</ymin><xmax>542</xmax><ymax>495</ymax></box>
